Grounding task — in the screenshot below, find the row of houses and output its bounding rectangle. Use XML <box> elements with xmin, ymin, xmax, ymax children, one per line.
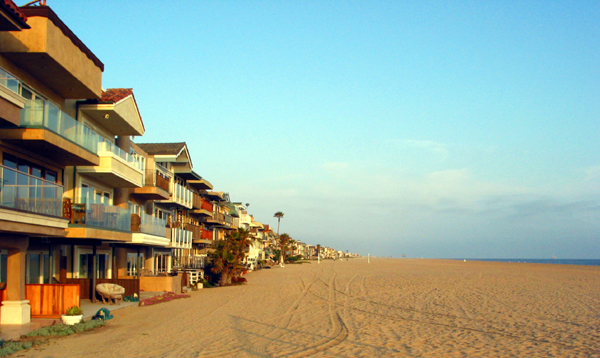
<box><xmin>0</xmin><ymin>1</ymin><xmax>357</xmax><ymax>326</ymax></box>
<box><xmin>0</xmin><ymin>1</ymin><xmax>235</xmax><ymax>325</ymax></box>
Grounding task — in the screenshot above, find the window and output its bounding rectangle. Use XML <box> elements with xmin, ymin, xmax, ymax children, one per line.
<box><xmin>26</xmin><ymin>253</ymin><xmax>50</xmax><ymax>284</ymax></box>
<box><xmin>2</xmin><ymin>153</ymin><xmax>58</xmax><ymax>182</ymax></box>
<box><xmin>75</xmin><ymin>247</ymin><xmax>111</xmax><ymax>279</ymax></box>
<box><xmin>127</xmin><ymin>253</ymin><xmax>145</xmax><ymax>276</ymax></box>
<box><xmin>128</xmin><ymin>202</ymin><xmax>141</xmax><ymax>216</ymax></box>
<box><xmin>81</xmin><ymin>183</ymin><xmax>111</xmax><ymax>205</ymax></box>
<box><xmin>155</xmin><ymin>253</ymin><xmax>169</xmax><ymax>273</ymax></box>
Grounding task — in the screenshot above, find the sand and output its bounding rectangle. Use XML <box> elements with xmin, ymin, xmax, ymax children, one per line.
<box><xmin>18</xmin><ymin>258</ymin><xmax>600</xmax><ymax>357</ymax></box>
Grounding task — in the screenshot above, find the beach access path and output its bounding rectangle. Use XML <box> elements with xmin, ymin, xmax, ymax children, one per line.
<box><xmin>18</xmin><ymin>258</ymin><xmax>600</xmax><ymax>357</ymax></box>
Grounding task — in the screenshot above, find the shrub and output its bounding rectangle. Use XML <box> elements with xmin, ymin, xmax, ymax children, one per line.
<box><xmin>0</xmin><ymin>341</ymin><xmax>34</xmax><ymax>357</ymax></box>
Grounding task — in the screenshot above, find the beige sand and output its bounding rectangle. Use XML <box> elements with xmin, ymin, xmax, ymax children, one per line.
<box><xmin>19</xmin><ymin>259</ymin><xmax>600</xmax><ymax>357</ymax></box>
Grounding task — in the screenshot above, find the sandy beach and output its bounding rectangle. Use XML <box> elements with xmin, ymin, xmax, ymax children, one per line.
<box><xmin>18</xmin><ymin>258</ymin><xmax>600</xmax><ymax>357</ymax></box>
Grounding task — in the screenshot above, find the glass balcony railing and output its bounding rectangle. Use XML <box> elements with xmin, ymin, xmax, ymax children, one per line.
<box><xmin>140</xmin><ymin>212</ymin><xmax>167</xmax><ymax>237</ymax></box>
<box><xmin>0</xmin><ymin>165</ymin><xmax>63</xmax><ymax>217</ymax></box>
<box><xmin>98</xmin><ymin>141</ymin><xmax>143</xmax><ymax>170</ymax></box>
<box><xmin>20</xmin><ymin>99</ymin><xmax>99</xmax><ymax>154</ymax></box>
<box><xmin>0</xmin><ymin>68</ymin><xmax>20</xmax><ymax>94</ymax></box>
<box><xmin>76</xmin><ymin>187</ymin><xmax>131</xmax><ymax>231</ymax></box>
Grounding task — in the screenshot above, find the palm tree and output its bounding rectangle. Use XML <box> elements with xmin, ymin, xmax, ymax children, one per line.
<box><xmin>207</xmin><ymin>228</ymin><xmax>252</xmax><ymax>286</ymax></box>
<box><xmin>277</xmin><ymin>233</ymin><xmax>291</xmax><ymax>266</ymax></box>
<box><xmin>273</xmin><ymin>211</ymin><xmax>284</xmax><ymax>235</ymax></box>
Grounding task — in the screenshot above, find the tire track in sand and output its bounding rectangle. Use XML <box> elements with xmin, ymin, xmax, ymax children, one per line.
<box><xmin>279</xmin><ymin>271</ymin><xmax>349</xmax><ymax>358</ymax></box>
<box><xmin>246</xmin><ymin>273</ymin><xmax>321</xmax><ymax>357</ymax></box>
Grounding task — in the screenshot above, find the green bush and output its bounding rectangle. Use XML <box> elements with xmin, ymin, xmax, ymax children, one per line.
<box><xmin>0</xmin><ymin>341</ymin><xmax>34</xmax><ymax>357</ymax></box>
<box><xmin>26</xmin><ymin>319</ymin><xmax>105</xmax><ymax>337</ymax></box>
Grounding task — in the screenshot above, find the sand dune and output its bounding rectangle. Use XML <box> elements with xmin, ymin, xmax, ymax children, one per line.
<box><xmin>19</xmin><ymin>258</ymin><xmax>600</xmax><ymax>357</ymax></box>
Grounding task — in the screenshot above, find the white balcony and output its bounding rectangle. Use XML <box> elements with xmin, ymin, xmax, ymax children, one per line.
<box><xmin>170</xmin><ymin>228</ymin><xmax>192</xmax><ymax>249</ymax></box>
<box><xmin>77</xmin><ymin>141</ymin><xmax>144</xmax><ymax>188</ymax></box>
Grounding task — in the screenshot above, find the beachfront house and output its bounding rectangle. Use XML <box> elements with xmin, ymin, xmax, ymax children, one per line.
<box><xmin>0</xmin><ymin>2</ymin><xmax>104</xmax><ymax>323</ymax></box>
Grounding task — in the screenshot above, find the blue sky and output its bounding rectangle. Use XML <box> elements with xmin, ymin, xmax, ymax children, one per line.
<box><xmin>47</xmin><ymin>1</ymin><xmax>600</xmax><ymax>258</ymax></box>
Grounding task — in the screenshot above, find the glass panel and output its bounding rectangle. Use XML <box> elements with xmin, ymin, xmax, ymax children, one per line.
<box><xmin>21</xmin><ymin>87</ymin><xmax>32</xmax><ymax>101</ymax></box>
<box><xmin>31</xmin><ymin>167</ymin><xmax>42</xmax><ymax>178</ymax></box>
<box><xmin>2</xmin><ymin>155</ymin><xmax>17</xmax><ymax>169</ymax></box>
<box><xmin>140</xmin><ymin>212</ymin><xmax>167</xmax><ymax>236</ymax></box>
<box><xmin>46</xmin><ymin>102</ymin><xmax>60</xmax><ymax>133</ymax></box>
<box><xmin>79</xmin><ymin>254</ymin><xmax>88</xmax><ymax>278</ymax></box>
<box><xmin>43</xmin><ymin>254</ymin><xmax>49</xmax><ymax>284</ymax></box>
<box><xmin>28</xmin><ymin>254</ymin><xmax>40</xmax><ymax>284</ymax></box>
<box><xmin>0</xmin><ymin>68</ymin><xmax>20</xmax><ymax>94</ymax></box>
<box><xmin>0</xmin><ymin>253</ymin><xmax>7</xmax><ymax>283</ymax></box>
<box><xmin>45</xmin><ymin>171</ymin><xmax>57</xmax><ymax>183</ymax></box>
<box><xmin>127</xmin><ymin>253</ymin><xmax>135</xmax><ymax>276</ymax></box>
<box><xmin>19</xmin><ymin>97</ymin><xmax>99</xmax><ymax>154</ymax></box>
<box><xmin>18</xmin><ymin>163</ymin><xmax>28</xmax><ymax>174</ymax></box>
<box><xmin>97</xmin><ymin>254</ymin><xmax>107</xmax><ymax>279</ymax></box>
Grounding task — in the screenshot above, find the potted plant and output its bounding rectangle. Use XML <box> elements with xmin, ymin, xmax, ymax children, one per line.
<box><xmin>61</xmin><ymin>305</ymin><xmax>83</xmax><ymax>325</ymax></box>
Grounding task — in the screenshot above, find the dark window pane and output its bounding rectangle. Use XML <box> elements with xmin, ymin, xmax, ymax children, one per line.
<box><xmin>45</xmin><ymin>171</ymin><xmax>57</xmax><ymax>183</ymax></box>
<box><xmin>2</xmin><ymin>154</ymin><xmax>17</xmax><ymax>169</ymax></box>
<box><xmin>31</xmin><ymin>167</ymin><xmax>42</xmax><ymax>178</ymax></box>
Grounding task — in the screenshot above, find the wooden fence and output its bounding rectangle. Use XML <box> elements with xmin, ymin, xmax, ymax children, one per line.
<box><xmin>0</xmin><ymin>284</ymin><xmax>80</xmax><ymax>318</ymax></box>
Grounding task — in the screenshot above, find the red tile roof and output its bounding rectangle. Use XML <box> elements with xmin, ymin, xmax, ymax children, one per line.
<box><xmin>2</xmin><ymin>0</ymin><xmax>29</xmax><ymax>27</ymax></box>
<box><xmin>101</xmin><ymin>88</ymin><xmax>133</xmax><ymax>103</ymax></box>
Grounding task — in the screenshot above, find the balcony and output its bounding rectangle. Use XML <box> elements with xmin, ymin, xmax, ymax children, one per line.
<box><xmin>198</xmin><ymin>212</ymin><xmax>227</xmax><ymax>227</ymax></box>
<box><xmin>184</xmin><ymin>223</ymin><xmax>203</xmax><ymax>240</ymax></box>
<box><xmin>170</xmin><ymin>227</ymin><xmax>192</xmax><ymax>249</ymax></box>
<box><xmin>189</xmin><ymin>194</ymin><xmax>212</xmax><ymax>216</ymax></box>
<box><xmin>77</xmin><ymin>141</ymin><xmax>144</xmax><ymax>188</ymax></box>
<box><xmin>0</xmin><ymin>165</ymin><xmax>68</xmax><ymax>236</ymax></box>
<box><xmin>130</xmin><ymin>212</ymin><xmax>169</xmax><ymax>247</ymax></box>
<box><xmin>63</xmin><ymin>189</ymin><xmax>132</xmax><ymax>241</ymax></box>
<box><xmin>193</xmin><ymin>228</ymin><xmax>213</xmax><ymax>244</ymax></box>
<box><xmin>155</xmin><ymin>182</ymin><xmax>192</xmax><ymax>209</ymax></box>
<box><xmin>131</xmin><ymin>169</ymin><xmax>170</xmax><ymax>200</ymax></box>
<box><xmin>0</xmin><ymin>98</ymin><xmax>100</xmax><ymax>166</ymax></box>
<box><xmin>224</xmin><ymin>214</ymin><xmax>233</xmax><ymax>227</ymax></box>
<box><xmin>0</xmin><ymin>67</ymin><xmax>27</xmax><ymax>126</ymax></box>
<box><xmin>0</xmin><ymin>6</ymin><xmax>103</xmax><ymax>99</ymax></box>
<box><xmin>203</xmin><ymin>191</ymin><xmax>224</xmax><ymax>201</ymax></box>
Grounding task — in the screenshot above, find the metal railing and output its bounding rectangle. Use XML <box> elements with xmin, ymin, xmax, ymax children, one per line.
<box><xmin>20</xmin><ymin>99</ymin><xmax>98</xmax><ymax>154</ymax></box>
<box><xmin>0</xmin><ymin>165</ymin><xmax>63</xmax><ymax>217</ymax></box>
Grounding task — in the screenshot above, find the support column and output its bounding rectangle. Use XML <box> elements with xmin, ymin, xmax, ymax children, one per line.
<box><xmin>1</xmin><ymin>236</ymin><xmax>30</xmax><ymax>325</ymax></box>
<box><xmin>91</xmin><ymin>245</ymin><xmax>97</xmax><ymax>303</ymax></box>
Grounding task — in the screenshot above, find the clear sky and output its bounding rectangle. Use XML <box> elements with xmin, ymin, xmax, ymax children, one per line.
<box><xmin>46</xmin><ymin>1</ymin><xmax>599</xmax><ymax>258</ymax></box>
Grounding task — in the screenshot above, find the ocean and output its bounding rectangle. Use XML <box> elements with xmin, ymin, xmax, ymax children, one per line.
<box><xmin>457</xmin><ymin>258</ymin><xmax>600</xmax><ymax>267</ymax></box>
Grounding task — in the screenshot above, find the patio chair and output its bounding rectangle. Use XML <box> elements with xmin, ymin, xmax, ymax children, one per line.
<box><xmin>96</xmin><ymin>283</ymin><xmax>125</xmax><ymax>305</ymax></box>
